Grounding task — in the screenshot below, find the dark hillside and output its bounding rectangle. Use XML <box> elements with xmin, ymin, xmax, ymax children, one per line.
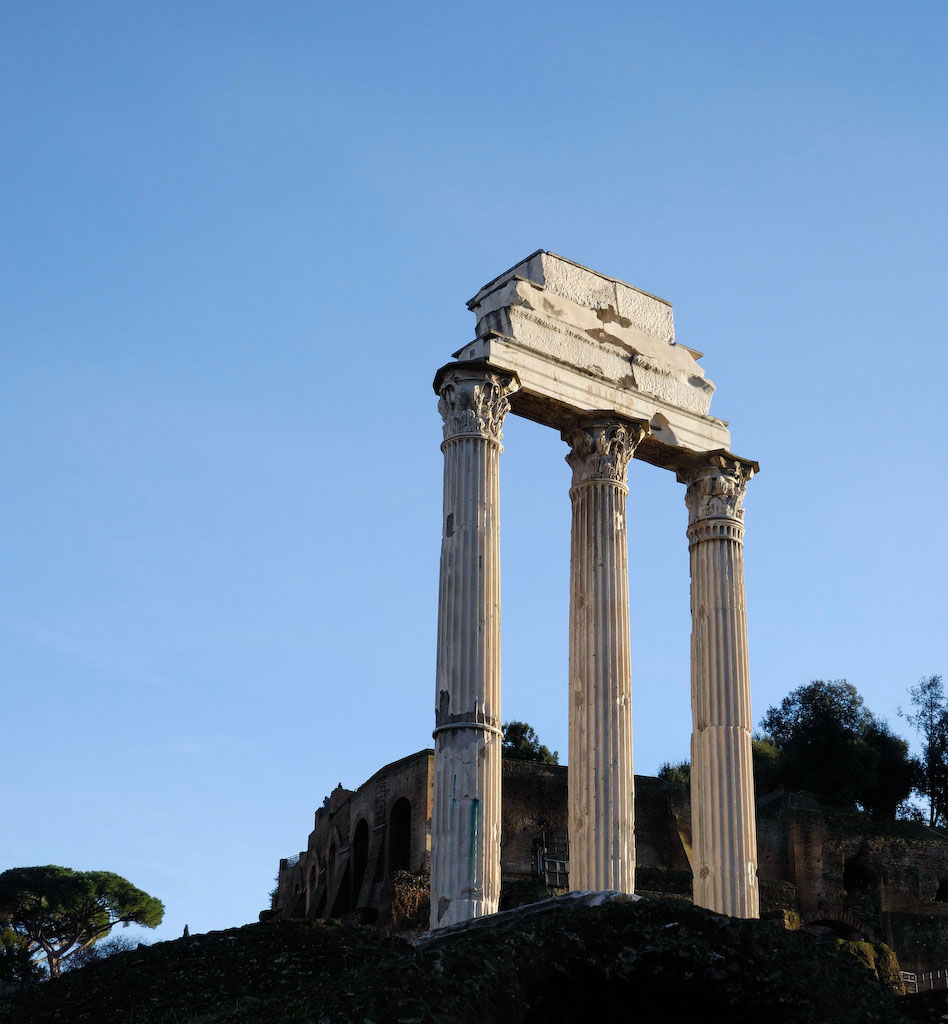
<box><xmin>1</xmin><ymin>900</ymin><xmax>917</xmax><ymax>1023</ymax></box>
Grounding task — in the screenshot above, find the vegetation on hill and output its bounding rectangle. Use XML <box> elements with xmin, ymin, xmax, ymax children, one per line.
<box><xmin>0</xmin><ymin>899</ymin><xmax>923</xmax><ymax>1024</ymax></box>
<box><xmin>760</xmin><ymin>680</ymin><xmax>914</xmax><ymax>816</ymax></box>
<box><xmin>663</xmin><ymin>678</ymin><xmax>922</xmax><ymax>818</ymax></box>
<box><xmin>501</xmin><ymin>721</ymin><xmax>558</xmax><ymax>764</ymax></box>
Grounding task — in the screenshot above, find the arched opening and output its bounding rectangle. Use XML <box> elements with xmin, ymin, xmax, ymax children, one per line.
<box><xmin>389</xmin><ymin>798</ymin><xmax>412</xmax><ymax>874</ymax></box>
<box><xmin>352</xmin><ymin>819</ymin><xmax>370</xmax><ymax>906</ymax></box>
<box><xmin>935</xmin><ymin>879</ymin><xmax>948</xmax><ymax>902</ymax></box>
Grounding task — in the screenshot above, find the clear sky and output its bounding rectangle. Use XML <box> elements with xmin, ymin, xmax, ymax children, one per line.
<box><xmin>3</xmin><ymin>0</ymin><xmax>947</xmax><ymax>944</ymax></box>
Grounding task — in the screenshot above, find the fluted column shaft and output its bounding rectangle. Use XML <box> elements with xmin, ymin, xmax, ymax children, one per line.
<box><xmin>430</xmin><ymin>364</ymin><xmax>518</xmax><ymax>930</ymax></box>
<box><xmin>680</xmin><ymin>454</ymin><xmax>759</xmax><ymax>918</ymax></box>
<box><xmin>564</xmin><ymin>417</ymin><xmax>647</xmax><ymax>893</ymax></box>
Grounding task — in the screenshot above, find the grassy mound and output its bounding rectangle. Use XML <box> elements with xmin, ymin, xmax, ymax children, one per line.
<box><xmin>0</xmin><ymin>899</ymin><xmax>913</xmax><ymax>1023</ymax></box>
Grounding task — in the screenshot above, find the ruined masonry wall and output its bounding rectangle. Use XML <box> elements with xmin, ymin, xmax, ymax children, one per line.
<box><xmin>271</xmin><ymin>751</ymin><xmax>948</xmax><ymax>974</ymax></box>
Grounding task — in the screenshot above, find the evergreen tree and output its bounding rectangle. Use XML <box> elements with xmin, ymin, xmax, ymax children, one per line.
<box><xmin>0</xmin><ymin>866</ymin><xmax>164</xmax><ymax>977</ymax></box>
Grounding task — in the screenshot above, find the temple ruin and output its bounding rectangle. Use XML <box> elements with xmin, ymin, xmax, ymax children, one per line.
<box><xmin>431</xmin><ymin>252</ymin><xmax>759</xmax><ymax>928</ymax></box>
<box><xmin>269</xmin><ymin>253</ymin><xmax>948</xmax><ymax>979</ymax></box>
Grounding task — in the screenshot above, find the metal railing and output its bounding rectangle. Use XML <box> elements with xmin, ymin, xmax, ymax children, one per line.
<box><xmin>901</xmin><ymin>967</ymin><xmax>948</xmax><ymax>994</ymax></box>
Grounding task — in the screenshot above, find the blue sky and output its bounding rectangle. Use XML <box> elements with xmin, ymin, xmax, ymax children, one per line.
<box><xmin>3</xmin><ymin>1</ymin><xmax>947</xmax><ymax>943</ymax></box>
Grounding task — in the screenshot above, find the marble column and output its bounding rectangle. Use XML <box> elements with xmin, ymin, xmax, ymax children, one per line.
<box><xmin>563</xmin><ymin>416</ymin><xmax>648</xmax><ymax>893</ymax></box>
<box><xmin>429</xmin><ymin>363</ymin><xmax>519</xmax><ymax>930</ymax></box>
<box><xmin>679</xmin><ymin>453</ymin><xmax>760</xmax><ymax>918</ymax></box>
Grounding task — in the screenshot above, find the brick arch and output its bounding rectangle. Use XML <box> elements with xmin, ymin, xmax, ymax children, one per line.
<box><xmin>802</xmin><ymin>907</ymin><xmax>875</xmax><ymax>942</ymax></box>
<box><xmin>388</xmin><ymin>796</ymin><xmax>412</xmax><ymax>874</ymax></box>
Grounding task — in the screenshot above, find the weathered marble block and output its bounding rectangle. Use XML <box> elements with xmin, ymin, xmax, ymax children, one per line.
<box><xmin>466</xmin><ymin>251</ymin><xmax>715</xmax><ymax>418</ymax></box>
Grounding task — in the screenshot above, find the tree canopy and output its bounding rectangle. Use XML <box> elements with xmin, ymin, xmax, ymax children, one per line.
<box><xmin>657</xmin><ymin>760</ymin><xmax>690</xmax><ymax>787</ymax></box>
<box><xmin>0</xmin><ymin>866</ymin><xmax>164</xmax><ymax>977</ymax></box>
<box><xmin>501</xmin><ymin>721</ymin><xmax>558</xmax><ymax>764</ymax></box>
<box><xmin>760</xmin><ymin>679</ymin><xmax>913</xmax><ymax>817</ymax></box>
<box><xmin>901</xmin><ymin>674</ymin><xmax>948</xmax><ymax>827</ymax></box>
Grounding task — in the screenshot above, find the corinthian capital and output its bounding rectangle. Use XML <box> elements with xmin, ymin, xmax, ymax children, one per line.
<box><xmin>436</xmin><ymin>366</ymin><xmax>519</xmax><ymax>444</ymax></box>
<box><xmin>563</xmin><ymin>417</ymin><xmax>648</xmax><ymax>486</ymax></box>
<box><xmin>678</xmin><ymin>454</ymin><xmax>757</xmax><ymax>525</ymax></box>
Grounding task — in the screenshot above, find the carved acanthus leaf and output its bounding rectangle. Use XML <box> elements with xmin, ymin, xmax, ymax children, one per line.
<box><xmin>437</xmin><ymin>369</ymin><xmax>517</xmax><ymax>443</ymax></box>
<box><xmin>681</xmin><ymin>455</ymin><xmax>755</xmax><ymax>524</ymax></box>
<box><xmin>564</xmin><ymin>418</ymin><xmax>647</xmax><ymax>485</ymax></box>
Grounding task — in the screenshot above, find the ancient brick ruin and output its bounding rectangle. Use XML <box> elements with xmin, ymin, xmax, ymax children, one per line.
<box><xmin>269</xmin><ymin>751</ymin><xmax>948</xmax><ymax>977</ymax></box>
